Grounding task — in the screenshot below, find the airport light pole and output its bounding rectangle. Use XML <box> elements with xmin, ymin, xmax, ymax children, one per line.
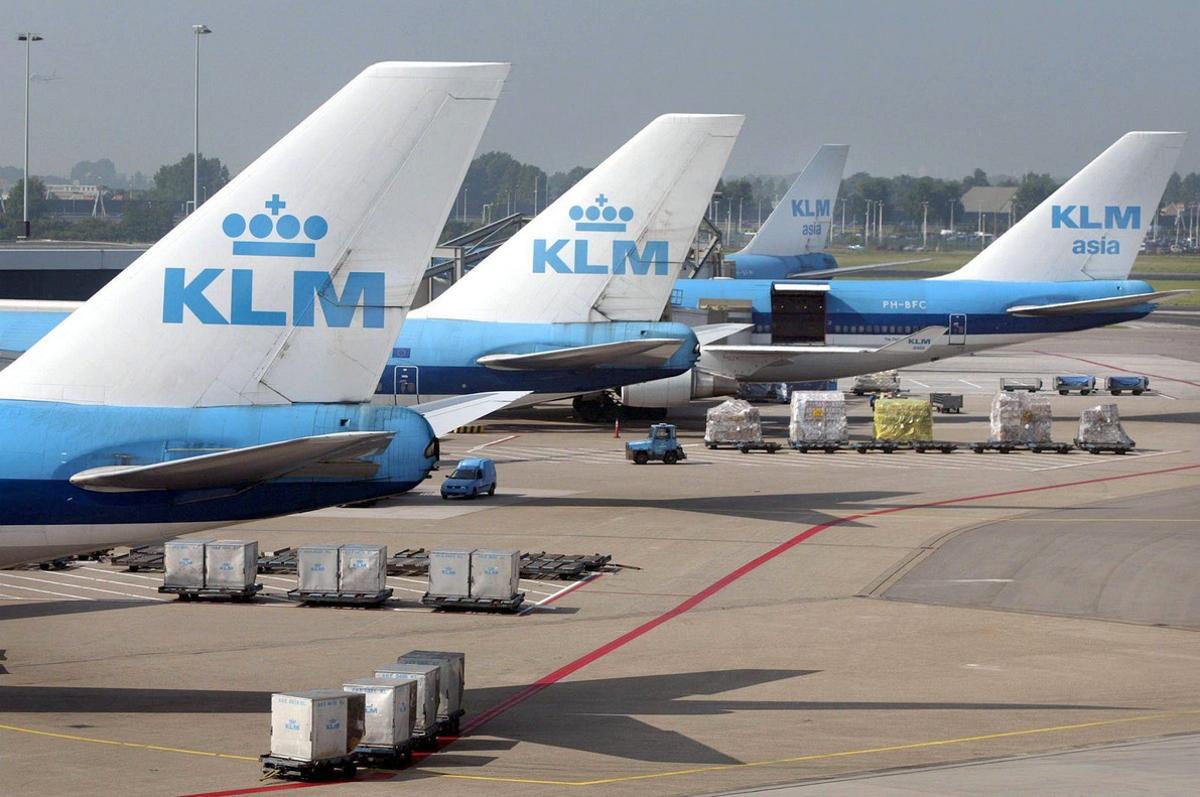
<box><xmin>192</xmin><ymin>24</ymin><xmax>211</xmax><ymax>215</ymax></box>
<box><xmin>921</xmin><ymin>201</ymin><xmax>929</xmax><ymax>249</ymax></box>
<box><xmin>17</xmin><ymin>33</ymin><xmax>43</xmax><ymax>240</ymax></box>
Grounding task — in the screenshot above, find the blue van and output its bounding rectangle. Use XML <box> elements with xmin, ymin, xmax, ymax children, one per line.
<box><xmin>440</xmin><ymin>458</ymin><xmax>497</xmax><ymax>500</ymax></box>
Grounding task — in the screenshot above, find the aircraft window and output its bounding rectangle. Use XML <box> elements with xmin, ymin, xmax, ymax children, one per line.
<box><xmin>450</xmin><ymin>468</ymin><xmax>481</xmax><ymax>480</ymax></box>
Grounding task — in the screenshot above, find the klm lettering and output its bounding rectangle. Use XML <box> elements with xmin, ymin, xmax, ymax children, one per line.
<box><xmin>532</xmin><ymin>239</ymin><xmax>670</xmax><ymax>275</ymax></box>
<box><xmin>1052</xmin><ymin>205</ymin><xmax>1138</xmax><ymax>255</ymax></box>
<box><xmin>162</xmin><ymin>268</ymin><xmax>385</xmax><ymax>327</ymax></box>
<box><xmin>791</xmin><ymin>198</ymin><xmax>831</xmax><ymax>218</ymax></box>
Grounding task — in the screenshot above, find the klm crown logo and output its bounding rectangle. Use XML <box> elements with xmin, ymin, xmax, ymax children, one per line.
<box><xmin>222</xmin><ymin>194</ymin><xmax>328</xmax><ymax>258</ymax></box>
<box><xmin>569</xmin><ymin>194</ymin><xmax>634</xmax><ymax>233</ymax></box>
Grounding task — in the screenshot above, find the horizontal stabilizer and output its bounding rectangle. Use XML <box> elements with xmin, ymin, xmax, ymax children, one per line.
<box><xmin>791</xmin><ymin>258</ymin><xmax>931</xmax><ymax>279</ymax></box>
<box><xmin>1007</xmin><ymin>290</ymin><xmax>1191</xmax><ymax>316</ymax></box>
<box><xmin>70</xmin><ymin>431</ymin><xmax>394</xmax><ymax>493</ymax></box>
<box><xmin>692</xmin><ymin>323</ymin><xmax>753</xmax><ymax>345</ymax></box>
<box><xmin>477</xmin><ymin>339</ymin><xmax>684</xmax><ymax>371</ymax></box>
<box><xmin>0</xmin><ymin>299</ymin><xmax>83</xmax><ymax>313</ymax></box>
<box><xmin>411</xmin><ymin>390</ymin><xmax>531</xmax><ymax>436</ymax></box>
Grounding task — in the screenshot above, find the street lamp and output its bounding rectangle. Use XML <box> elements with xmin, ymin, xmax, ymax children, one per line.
<box><xmin>17</xmin><ymin>33</ymin><xmax>43</xmax><ymax>239</ymax></box>
<box><xmin>192</xmin><ymin>24</ymin><xmax>211</xmax><ymax>215</ymax></box>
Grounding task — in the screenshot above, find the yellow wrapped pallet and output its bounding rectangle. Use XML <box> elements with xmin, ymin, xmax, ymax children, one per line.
<box><xmin>873</xmin><ymin>398</ymin><xmax>934</xmax><ymax>442</ymax></box>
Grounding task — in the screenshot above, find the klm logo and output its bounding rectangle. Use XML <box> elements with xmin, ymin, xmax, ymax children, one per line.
<box><xmin>222</xmin><ymin>194</ymin><xmax>328</xmax><ymax>258</ymax></box>
<box><xmin>534</xmin><ymin>195</ymin><xmax>669</xmax><ymax>275</ymax></box>
<box><xmin>1052</xmin><ymin>205</ymin><xmax>1139</xmax><ymax>255</ymax></box>
<box><xmin>163</xmin><ymin>269</ymin><xmax>385</xmax><ymax>327</ymax></box>
<box><xmin>791</xmin><ymin>198</ymin><xmax>831</xmax><ymax>218</ymax></box>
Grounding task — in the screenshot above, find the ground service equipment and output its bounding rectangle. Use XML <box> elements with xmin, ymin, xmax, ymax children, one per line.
<box><xmin>626</xmin><ymin>423</ymin><xmax>688</xmax><ymax>464</ymax></box>
<box><xmin>373</xmin><ymin>663</ymin><xmax>441</xmax><ymax>747</ymax></box>
<box><xmin>398</xmin><ymin>650</ymin><xmax>466</xmax><ymax>729</ymax></box>
<box><xmin>261</xmin><ymin>690</ymin><xmax>365</xmax><ymax>781</ymax></box>
<box><xmin>343</xmin><ymin>678</ymin><xmax>417</xmax><ymax>766</ymax></box>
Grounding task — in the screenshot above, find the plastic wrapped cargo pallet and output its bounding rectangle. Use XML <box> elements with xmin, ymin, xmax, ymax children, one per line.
<box><xmin>1077</xmin><ymin>404</ymin><xmax>1135</xmax><ymax>447</ymax></box>
<box><xmin>399</xmin><ymin>650</ymin><xmax>464</xmax><ymax>719</ymax></box>
<box><xmin>374</xmin><ymin>663</ymin><xmax>440</xmax><ymax>735</ymax></box>
<box><xmin>163</xmin><ymin>539</ymin><xmax>212</xmax><ymax>588</ymax></box>
<box><xmin>339</xmin><ymin>544</ymin><xmax>387</xmax><ymax>593</ymax></box>
<box><xmin>704</xmin><ymin>399</ymin><xmax>762</xmax><ymax>445</ymax></box>
<box><xmin>788</xmin><ymin>391</ymin><xmax>847</xmax><ymax>444</ymax></box>
<box><xmin>427</xmin><ymin>549</ymin><xmax>473</xmax><ymax>598</ymax></box>
<box><xmin>343</xmin><ymin>678</ymin><xmax>416</xmax><ymax>748</ymax></box>
<box><xmin>873</xmin><ymin>398</ymin><xmax>933</xmax><ymax>442</ymax></box>
<box><xmin>988</xmin><ymin>392</ymin><xmax>1053</xmax><ymax>444</ymax></box>
<box><xmin>204</xmin><ymin>540</ymin><xmax>258</xmax><ymax>589</ymax></box>
<box><xmin>854</xmin><ymin>370</ymin><xmax>899</xmax><ymax>393</ymax></box>
<box><xmin>297</xmin><ymin>545</ymin><xmax>340</xmax><ymax>593</ymax></box>
<box><xmin>471</xmin><ymin>549</ymin><xmax>521</xmax><ymax>600</ymax></box>
<box><xmin>269</xmin><ymin>690</ymin><xmax>365</xmax><ymax>763</ymax></box>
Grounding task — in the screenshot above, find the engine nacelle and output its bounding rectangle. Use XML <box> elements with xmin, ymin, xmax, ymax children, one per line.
<box><xmin>620</xmin><ymin>369</ymin><xmax>738</xmax><ymax>408</ymax></box>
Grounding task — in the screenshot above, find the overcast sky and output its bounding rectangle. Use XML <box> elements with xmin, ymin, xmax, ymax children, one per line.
<box><xmin>4</xmin><ymin>0</ymin><xmax>1200</xmax><ymax>182</ymax></box>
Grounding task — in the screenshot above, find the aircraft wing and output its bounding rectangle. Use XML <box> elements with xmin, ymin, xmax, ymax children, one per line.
<box><xmin>692</xmin><ymin>323</ymin><xmax>753</xmax><ymax>344</ymax></box>
<box><xmin>410</xmin><ymin>390</ymin><xmax>532</xmax><ymax>436</ymax></box>
<box><xmin>476</xmin><ymin>339</ymin><xmax>684</xmax><ymax>371</ymax></box>
<box><xmin>701</xmin><ymin>326</ymin><xmax>947</xmax><ymax>378</ymax></box>
<box><xmin>70</xmin><ymin>432</ymin><xmax>394</xmax><ymax>493</ymax></box>
<box><xmin>789</xmin><ymin>258</ymin><xmax>932</xmax><ymax>279</ymax></box>
<box><xmin>1006</xmin><ymin>290</ymin><xmax>1191</xmax><ymax>316</ymax></box>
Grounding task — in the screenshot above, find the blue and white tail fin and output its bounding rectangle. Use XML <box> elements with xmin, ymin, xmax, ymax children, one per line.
<box><xmin>418</xmin><ymin>113</ymin><xmax>744</xmax><ymax>323</ymax></box>
<box><xmin>940</xmin><ymin>132</ymin><xmax>1185</xmax><ymax>282</ymax></box>
<box><xmin>735</xmin><ymin>144</ymin><xmax>848</xmax><ymax>257</ymax></box>
<box><xmin>0</xmin><ymin>62</ymin><xmax>508</xmax><ymax>407</ymax></box>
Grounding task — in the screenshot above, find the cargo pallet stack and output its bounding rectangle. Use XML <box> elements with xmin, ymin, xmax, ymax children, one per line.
<box><xmin>703</xmin><ymin>398</ymin><xmax>779</xmax><ymax>453</ymax></box>
<box><xmin>422</xmin><ymin>548</ymin><xmax>525</xmax><ymax>612</ymax></box>
<box><xmin>971</xmin><ymin>391</ymin><xmax>1072</xmax><ymax>454</ymax></box>
<box><xmin>788</xmin><ymin>391</ymin><xmax>849</xmax><ymax>453</ymax></box>
<box><xmin>856</xmin><ymin>398</ymin><xmax>958</xmax><ymax>454</ymax></box>
<box><xmin>1074</xmin><ymin>403</ymin><xmax>1137</xmax><ymax>454</ymax></box>
<box><xmin>158</xmin><ymin>540</ymin><xmax>262</xmax><ymax>601</ymax></box>
<box><xmin>260</xmin><ymin>690</ymin><xmax>365</xmax><ymax>781</ymax></box>
<box><xmin>288</xmin><ymin>544</ymin><xmax>393</xmax><ymax>606</ymax></box>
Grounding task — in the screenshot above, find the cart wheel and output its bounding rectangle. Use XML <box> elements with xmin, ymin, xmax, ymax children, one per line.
<box><xmin>706</xmin><ymin>443</ymin><xmax>716</xmax><ymax>449</ymax></box>
<box><xmin>488</xmin><ymin>484</ymin><xmax>496</xmax><ymax>496</ymax></box>
<box><xmin>857</xmin><ymin>448</ymin><xmax>867</xmax><ymax>455</ymax></box>
<box><xmin>1059</xmin><ymin>390</ymin><xmax>1068</xmax><ymax>395</ymax></box>
<box><xmin>1133</xmin><ymin>390</ymin><xmax>1144</xmax><ymax>396</ymax></box>
<box><xmin>883</xmin><ymin>447</ymin><xmax>894</xmax><ymax>454</ymax></box>
<box><xmin>1081</xmin><ymin>389</ymin><xmax>1091</xmax><ymax>396</ymax></box>
<box><xmin>633</xmin><ymin>451</ymin><xmax>648</xmax><ymax>465</ymax></box>
<box><xmin>767</xmin><ymin>447</ymin><xmax>776</xmax><ymax>454</ymax></box>
<box><xmin>798</xmin><ymin>446</ymin><xmax>808</xmax><ymax>453</ymax></box>
<box><xmin>1111</xmin><ymin>390</ymin><xmax>1121</xmax><ymax>395</ymax></box>
<box><xmin>825</xmin><ymin>447</ymin><xmax>836</xmax><ymax>454</ymax></box>
<box><xmin>973</xmin><ymin>448</ymin><xmax>983</xmax><ymax>454</ymax></box>
<box><xmin>663</xmin><ymin>450</ymin><xmax>678</xmax><ymax>465</ymax></box>
<box><xmin>1090</xmin><ymin>449</ymin><xmax>1100</xmax><ymax>455</ymax></box>
<box><xmin>129</xmin><ymin>565</ymin><xmax>140</xmax><ymax>572</ymax></box>
<box><xmin>1116</xmin><ymin>449</ymin><xmax>1127</xmax><ymax>455</ymax></box>
<box><xmin>740</xmin><ymin>447</ymin><xmax>750</xmax><ymax>454</ymax></box>
<box><xmin>1058</xmin><ymin>448</ymin><xmax>1069</xmax><ymax>454</ymax></box>
<box><xmin>915</xmin><ymin>447</ymin><xmax>925</xmax><ymax>454</ymax></box>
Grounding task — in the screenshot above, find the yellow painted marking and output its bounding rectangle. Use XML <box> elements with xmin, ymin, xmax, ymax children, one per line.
<box><xmin>426</xmin><ymin>709</ymin><xmax>1200</xmax><ymax>787</ymax></box>
<box><xmin>0</xmin><ymin>722</ymin><xmax>257</xmax><ymax>761</ymax></box>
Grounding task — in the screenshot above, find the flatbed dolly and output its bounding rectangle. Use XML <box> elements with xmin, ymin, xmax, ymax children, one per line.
<box><xmin>929</xmin><ymin>393</ymin><xmax>964</xmax><ymax>413</ymax></box>
<box><xmin>407</xmin><ymin>710</ymin><xmax>467</xmax><ymax>751</ymax></box>
<box><xmin>260</xmin><ymin>753</ymin><xmax>357</xmax><ymax>781</ymax></box>
<box><xmin>854</xmin><ymin>441</ymin><xmax>958</xmax><ymax>454</ymax></box>
<box><xmin>789</xmin><ymin>441</ymin><xmax>850</xmax><ymax>453</ymax></box>
<box><xmin>420</xmin><ymin>592</ymin><xmax>525</xmax><ymax>613</ymax></box>
<box><xmin>704</xmin><ymin>441</ymin><xmax>782</xmax><ymax>453</ymax></box>
<box><xmin>352</xmin><ymin>738</ymin><xmax>416</xmax><ymax>768</ymax></box>
<box><xmin>969</xmin><ymin>441</ymin><xmax>1073</xmax><ymax>454</ymax></box>
<box><xmin>286</xmin><ymin>589</ymin><xmax>393</xmax><ymax>606</ymax></box>
<box><xmin>1074</xmin><ymin>440</ymin><xmax>1135</xmax><ymax>455</ymax></box>
<box><xmin>158</xmin><ymin>583</ymin><xmax>263</xmax><ymax>602</ymax></box>
<box><xmin>112</xmin><ymin>544</ymin><xmax>165</xmax><ymax>572</ymax></box>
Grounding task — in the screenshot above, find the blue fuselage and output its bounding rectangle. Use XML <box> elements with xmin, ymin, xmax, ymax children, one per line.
<box><xmin>727</xmin><ymin>252</ymin><xmax>837</xmax><ymax>280</ymax></box>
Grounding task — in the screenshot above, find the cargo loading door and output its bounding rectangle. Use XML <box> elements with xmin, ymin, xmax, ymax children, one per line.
<box><xmin>770</xmin><ymin>283</ymin><xmax>829</xmax><ymax>344</ymax></box>
<box><xmin>948</xmin><ymin>313</ymin><xmax>967</xmax><ymax>345</ymax></box>
<box><xmin>394</xmin><ymin>365</ymin><xmax>420</xmax><ymax>401</ymax></box>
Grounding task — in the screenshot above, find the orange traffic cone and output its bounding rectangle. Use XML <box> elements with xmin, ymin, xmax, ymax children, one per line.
<box><xmin>613</xmin><ymin>418</ymin><xmax>621</xmax><ymax>438</ymax></box>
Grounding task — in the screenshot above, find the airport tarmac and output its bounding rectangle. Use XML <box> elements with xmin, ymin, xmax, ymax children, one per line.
<box><xmin>2</xmin><ymin>322</ymin><xmax>1199</xmax><ymax>796</ymax></box>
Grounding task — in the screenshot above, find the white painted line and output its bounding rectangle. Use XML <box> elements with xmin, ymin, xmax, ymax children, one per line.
<box><xmin>81</xmin><ymin>566</ymin><xmax>160</xmax><ymax>582</ymax></box>
<box><xmin>389</xmin><ymin>576</ymin><xmax>428</xmax><ymax>586</ymax></box>
<box><xmin>0</xmin><ymin>592</ymin><xmax>32</xmax><ymax>600</ymax></box>
<box><xmin>945</xmin><ymin>578</ymin><xmax>1013</xmax><ymax>583</ymax></box>
<box><xmin>518</xmin><ymin>573</ymin><xmax>598</xmax><ymax>616</ymax></box>
<box><xmin>0</xmin><ymin>578</ymin><xmax>92</xmax><ymax>601</ymax></box>
<box><xmin>3</xmin><ymin>573</ymin><xmax>165</xmax><ymax>601</ymax></box>
<box><xmin>959</xmin><ymin>379</ymin><xmax>982</xmax><ymax>389</ymax></box>
<box><xmin>51</xmin><ymin>570</ymin><xmax>163</xmax><ymax>592</ymax></box>
<box><xmin>258</xmin><ymin>574</ymin><xmax>296</xmax><ymax>584</ymax></box>
<box><xmin>467</xmin><ymin>434</ymin><xmax>519</xmax><ymax>453</ymax></box>
<box><xmin>1034</xmin><ymin>449</ymin><xmax>1182</xmax><ymax>471</ymax></box>
<box><xmin>907</xmin><ymin>379</ymin><xmax>930</xmax><ymax>388</ymax></box>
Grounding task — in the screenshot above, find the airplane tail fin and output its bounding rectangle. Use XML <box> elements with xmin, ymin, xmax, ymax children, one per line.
<box><xmin>737</xmin><ymin>144</ymin><xmax>849</xmax><ymax>257</ymax></box>
<box><xmin>940</xmin><ymin>132</ymin><xmax>1185</xmax><ymax>282</ymax></box>
<box><xmin>420</xmin><ymin>114</ymin><xmax>743</xmax><ymax>323</ymax></box>
<box><xmin>0</xmin><ymin>62</ymin><xmax>508</xmax><ymax>407</ymax></box>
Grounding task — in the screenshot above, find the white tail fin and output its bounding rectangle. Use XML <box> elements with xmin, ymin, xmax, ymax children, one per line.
<box><xmin>941</xmin><ymin>132</ymin><xmax>1185</xmax><ymax>282</ymax></box>
<box><xmin>0</xmin><ymin>62</ymin><xmax>508</xmax><ymax>407</ymax></box>
<box><xmin>417</xmin><ymin>113</ymin><xmax>743</xmax><ymax>323</ymax></box>
<box><xmin>737</xmin><ymin>144</ymin><xmax>848</xmax><ymax>257</ymax></box>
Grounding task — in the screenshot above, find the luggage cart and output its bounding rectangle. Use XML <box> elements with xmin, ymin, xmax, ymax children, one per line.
<box><xmin>286</xmin><ymin>588</ymin><xmax>393</xmax><ymax>606</ymax></box>
<box><xmin>929</xmin><ymin>393</ymin><xmax>964</xmax><ymax>413</ymax></box>
<box><xmin>790</xmin><ymin>440</ymin><xmax>850</xmax><ymax>453</ymax></box>
<box><xmin>352</xmin><ymin>739</ymin><xmax>416</xmax><ymax>768</ymax></box>
<box><xmin>158</xmin><ymin>583</ymin><xmax>262</xmax><ymax>602</ymax></box>
<box><xmin>258</xmin><ymin>547</ymin><xmax>298</xmax><ymax>574</ymax></box>
<box><xmin>521</xmin><ymin>552</ymin><xmax>611</xmax><ymax>579</ymax></box>
<box><xmin>1105</xmin><ymin>375</ymin><xmax>1149</xmax><ymax>395</ymax></box>
<box><xmin>705</xmin><ymin>441</ymin><xmax>782</xmax><ymax>453</ymax></box>
<box><xmin>112</xmin><ymin>544</ymin><xmax>165</xmax><ymax>572</ymax></box>
<box><xmin>420</xmin><ymin>592</ymin><xmax>525</xmax><ymax>613</ymax></box>
<box><xmin>854</xmin><ymin>440</ymin><xmax>958</xmax><ymax>454</ymax></box>
<box><xmin>1074</xmin><ymin>439</ymin><xmax>1135</xmax><ymax>455</ymax></box>
<box><xmin>1054</xmin><ymin>375</ymin><xmax>1095</xmax><ymax>395</ymax></box>
<box><xmin>970</xmin><ymin>441</ymin><xmax>1072</xmax><ymax>454</ymax></box>
<box><xmin>260</xmin><ymin>753</ymin><xmax>357</xmax><ymax>781</ymax></box>
<box><xmin>406</xmin><ymin>709</ymin><xmax>467</xmax><ymax>751</ymax></box>
<box><xmin>1001</xmin><ymin>377</ymin><xmax>1042</xmax><ymax>393</ymax></box>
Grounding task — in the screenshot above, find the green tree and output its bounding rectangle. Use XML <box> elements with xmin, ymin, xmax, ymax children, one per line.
<box><xmin>119</xmin><ymin>200</ymin><xmax>176</xmax><ymax>242</ymax></box>
<box><xmin>961</xmin><ymin>168</ymin><xmax>989</xmax><ymax>190</ymax></box>
<box><xmin>1013</xmin><ymin>172</ymin><xmax>1059</xmax><ymax>217</ymax></box>
<box><xmin>4</xmin><ymin>177</ymin><xmax>50</xmax><ymax>220</ymax></box>
<box><xmin>1163</xmin><ymin>171</ymin><xmax>1182</xmax><ymax>205</ymax></box>
<box><xmin>151</xmin><ymin>154</ymin><xmax>230</xmax><ymax>206</ymax></box>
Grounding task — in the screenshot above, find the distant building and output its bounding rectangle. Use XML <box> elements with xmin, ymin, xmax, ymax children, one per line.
<box><xmin>961</xmin><ymin>186</ymin><xmax>1018</xmax><ymax>239</ymax></box>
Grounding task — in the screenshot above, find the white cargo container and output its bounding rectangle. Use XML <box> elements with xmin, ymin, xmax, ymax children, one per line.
<box><xmin>427</xmin><ymin>549</ymin><xmax>472</xmax><ymax>598</ymax></box>
<box><xmin>204</xmin><ymin>540</ymin><xmax>258</xmax><ymax>589</ymax></box>
<box><xmin>163</xmin><ymin>539</ymin><xmax>212</xmax><ymax>588</ymax></box>
<box><xmin>269</xmin><ymin>690</ymin><xmax>365</xmax><ymax>763</ymax></box>
<box><xmin>398</xmin><ymin>650</ymin><xmax>464</xmax><ymax>719</ymax></box>
<box><xmin>343</xmin><ymin>678</ymin><xmax>416</xmax><ymax>748</ymax></box>
<box><xmin>374</xmin><ymin>663</ymin><xmax>440</xmax><ymax>734</ymax></box>
<box><xmin>471</xmin><ymin>549</ymin><xmax>521</xmax><ymax>600</ymax></box>
<box><xmin>297</xmin><ymin>545</ymin><xmax>340</xmax><ymax>593</ymax></box>
<box><xmin>338</xmin><ymin>544</ymin><xmax>387</xmax><ymax>593</ymax></box>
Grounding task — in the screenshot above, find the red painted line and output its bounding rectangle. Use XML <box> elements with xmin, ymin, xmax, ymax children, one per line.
<box><xmin>179</xmin><ymin>772</ymin><xmax>391</xmax><ymax>796</ymax></box>
<box><xmin>1028</xmin><ymin>349</ymin><xmax>1200</xmax><ymax>388</ymax></box>
<box><xmin>185</xmin><ymin>461</ymin><xmax>1200</xmax><ymax>794</ymax></box>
